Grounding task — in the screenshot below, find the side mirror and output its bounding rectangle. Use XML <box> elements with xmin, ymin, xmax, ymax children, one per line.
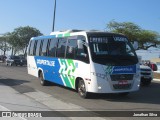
<box><xmin>133</xmin><ymin>41</ymin><xmax>138</xmax><ymax>50</ymax></box>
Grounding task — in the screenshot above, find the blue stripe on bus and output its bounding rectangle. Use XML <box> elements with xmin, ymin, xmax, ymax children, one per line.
<box><xmin>34</xmin><ymin>56</ymin><xmax>64</xmax><ymax>86</ymax></box>
<box><xmin>112</xmin><ymin>65</ymin><xmax>136</xmax><ymax>74</ymax></box>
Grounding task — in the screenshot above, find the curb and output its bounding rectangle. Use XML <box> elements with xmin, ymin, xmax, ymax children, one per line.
<box><xmin>153</xmin><ymin>79</ymin><xmax>160</xmax><ymax>81</ymax></box>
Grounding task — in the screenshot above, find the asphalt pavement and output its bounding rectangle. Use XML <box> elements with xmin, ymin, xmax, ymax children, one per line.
<box><xmin>0</xmin><ymin>61</ymin><xmax>160</xmax><ymax>120</ymax></box>
<box><xmin>0</xmin><ymin>62</ymin><xmax>108</xmax><ymax>120</ymax></box>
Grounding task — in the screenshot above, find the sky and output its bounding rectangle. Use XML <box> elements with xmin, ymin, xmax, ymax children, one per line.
<box><xmin>0</xmin><ymin>0</ymin><xmax>160</xmax><ymax>35</ymax></box>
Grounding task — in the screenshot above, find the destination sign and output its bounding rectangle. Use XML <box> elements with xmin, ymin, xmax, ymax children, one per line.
<box><xmin>89</xmin><ymin>37</ymin><xmax>108</xmax><ymax>43</ymax></box>
<box><xmin>113</xmin><ymin>37</ymin><xmax>128</xmax><ymax>42</ymax></box>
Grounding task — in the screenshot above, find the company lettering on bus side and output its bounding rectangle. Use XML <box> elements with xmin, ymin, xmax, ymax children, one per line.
<box><xmin>37</xmin><ymin>59</ymin><xmax>55</xmax><ymax>67</ymax></box>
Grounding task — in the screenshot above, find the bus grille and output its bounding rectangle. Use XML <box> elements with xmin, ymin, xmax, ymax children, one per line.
<box><xmin>141</xmin><ymin>72</ymin><xmax>151</xmax><ymax>75</ymax></box>
<box><xmin>110</xmin><ymin>74</ymin><xmax>134</xmax><ymax>81</ymax></box>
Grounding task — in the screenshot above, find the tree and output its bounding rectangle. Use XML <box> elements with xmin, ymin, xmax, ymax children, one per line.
<box><xmin>7</xmin><ymin>32</ymin><xmax>24</xmax><ymax>55</ymax></box>
<box><xmin>9</xmin><ymin>26</ymin><xmax>43</xmax><ymax>56</ymax></box>
<box><xmin>107</xmin><ymin>20</ymin><xmax>160</xmax><ymax>50</ymax></box>
<box><xmin>107</xmin><ymin>20</ymin><xmax>141</xmax><ymax>41</ymax></box>
<box><xmin>137</xmin><ymin>30</ymin><xmax>160</xmax><ymax>50</ymax></box>
<box><xmin>0</xmin><ymin>34</ymin><xmax>11</xmax><ymax>56</ymax></box>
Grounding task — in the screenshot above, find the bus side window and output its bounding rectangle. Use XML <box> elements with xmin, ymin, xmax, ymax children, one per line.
<box><xmin>66</xmin><ymin>39</ymin><xmax>77</xmax><ymax>59</ymax></box>
<box><xmin>33</xmin><ymin>40</ymin><xmax>38</xmax><ymax>56</ymax></box>
<box><xmin>75</xmin><ymin>37</ymin><xmax>89</xmax><ymax>63</ymax></box>
<box><xmin>35</xmin><ymin>40</ymin><xmax>42</xmax><ymax>56</ymax></box>
<box><xmin>76</xmin><ymin>44</ymin><xmax>89</xmax><ymax>63</ymax></box>
<box><xmin>48</xmin><ymin>38</ymin><xmax>58</xmax><ymax>57</ymax></box>
<box><xmin>29</xmin><ymin>40</ymin><xmax>35</xmax><ymax>56</ymax></box>
<box><xmin>39</xmin><ymin>40</ymin><xmax>44</xmax><ymax>56</ymax></box>
<box><xmin>56</xmin><ymin>38</ymin><xmax>67</xmax><ymax>58</ymax></box>
<box><xmin>27</xmin><ymin>41</ymin><xmax>32</xmax><ymax>55</ymax></box>
<box><xmin>41</xmin><ymin>39</ymin><xmax>48</xmax><ymax>56</ymax></box>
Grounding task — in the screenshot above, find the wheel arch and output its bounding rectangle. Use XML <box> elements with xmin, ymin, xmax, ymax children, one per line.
<box><xmin>75</xmin><ymin>77</ymin><xmax>85</xmax><ymax>91</ymax></box>
<box><xmin>38</xmin><ymin>68</ymin><xmax>44</xmax><ymax>78</ymax></box>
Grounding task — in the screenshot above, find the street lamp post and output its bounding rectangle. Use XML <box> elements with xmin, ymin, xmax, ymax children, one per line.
<box><xmin>52</xmin><ymin>0</ymin><xmax>56</xmax><ymax>32</ymax></box>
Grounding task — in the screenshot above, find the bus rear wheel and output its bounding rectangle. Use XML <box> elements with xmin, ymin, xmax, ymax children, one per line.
<box><xmin>39</xmin><ymin>72</ymin><xmax>48</xmax><ymax>86</ymax></box>
<box><xmin>78</xmin><ymin>79</ymin><xmax>89</xmax><ymax>98</ymax></box>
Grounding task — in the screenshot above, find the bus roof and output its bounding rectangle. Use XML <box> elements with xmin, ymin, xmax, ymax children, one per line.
<box><xmin>31</xmin><ymin>30</ymin><xmax>125</xmax><ymax>41</ymax></box>
<box><xmin>50</xmin><ymin>29</ymin><xmax>124</xmax><ymax>36</ymax></box>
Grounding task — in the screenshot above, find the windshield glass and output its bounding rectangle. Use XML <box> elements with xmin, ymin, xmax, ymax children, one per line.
<box><xmin>88</xmin><ymin>35</ymin><xmax>138</xmax><ymax>66</ymax></box>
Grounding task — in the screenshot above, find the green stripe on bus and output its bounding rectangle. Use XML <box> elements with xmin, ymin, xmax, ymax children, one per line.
<box><xmin>68</xmin><ymin>76</ymin><xmax>75</xmax><ymax>88</ymax></box>
<box><xmin>58</xmin><ymin>34</ymin><xmax>63</xmax><ymax>37</ymax></box>
<box><xmin>61</xmin><ymin>74</ymin><xmax>72</xmax><ymax>88</ymax></box>
<box><xmin>67</xmin><ymin>59</ymin><xmax>76</xmax><ymax>88</ymax></box>
<box><xmin>59</xmin><ymin>59</ymin><xmax>72</xmax><ymax>88</ymax></box>
<box><xmin>64</xmin><ymin>33</ymin><xmax>70</xmax><ymax>37</ymax></box>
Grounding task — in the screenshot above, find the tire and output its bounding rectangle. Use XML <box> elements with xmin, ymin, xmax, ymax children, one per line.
<box><xmin>78</xmin><ymin>79</ymin><xmax>89</xmax><ymax>98</ymax></box>
<box><xmin>39</xmin><ymin>72</ymin><xmax>48</xmax><ymax>86</ymax></box>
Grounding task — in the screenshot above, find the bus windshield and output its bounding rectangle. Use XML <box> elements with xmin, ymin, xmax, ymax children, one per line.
<box><xmin>88</xmin><ymin>35</ymin><xmax>138</xmax><ymax>66</ymax></box>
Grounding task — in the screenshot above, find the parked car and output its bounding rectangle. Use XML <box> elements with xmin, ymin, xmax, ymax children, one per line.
<box><xmin>6</xmin><ymin>56</ymin><xmax>24</xmax><ymax>66</ymax></box>
<box><xmin>140</xmin><ymin>65</ymin><xmax>153</xmax><ymax>86</ymax></box>
<box><xmin>150</xmin><ymin>62</ymin><xmax>158</xmax><ymax>71</ymax></box>
<box><xmin>19</xmin><ymin>56</ymin><xmax>27</xmax><ymax>65</ymax></box>
<box><xmin>0</xmin><ymin>55</ymin><xmax>7</xmax><ymax>62</ymax></box>
<box><xmin>142</xmin><ymin>60</ymin><xmax>158</xmax><ymax>71</ymax></box>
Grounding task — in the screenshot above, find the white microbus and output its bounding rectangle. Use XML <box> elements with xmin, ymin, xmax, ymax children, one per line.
<box><xmin>27</xmin><ymin>30</ymin><xmax>140</xmax><ymax>98</ymax></box>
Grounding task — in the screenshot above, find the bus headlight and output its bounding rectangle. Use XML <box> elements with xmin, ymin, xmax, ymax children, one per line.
<box><xmin>135</xmin><ymin>73</ymin><xmax>140</xmax><ymax>82</ymax></box>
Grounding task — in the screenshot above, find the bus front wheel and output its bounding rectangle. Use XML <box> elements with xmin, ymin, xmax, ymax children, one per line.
<box><xmin>78</xmin><ymin>79</ymin><xmax>89</xmax><ymax>98</ymax></box>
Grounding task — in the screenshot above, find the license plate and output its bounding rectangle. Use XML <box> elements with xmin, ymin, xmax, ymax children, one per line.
<box><xmin>118</xmin><ymin>80</ymin><xmax>128</xmax><ymax>85</ymax></box>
